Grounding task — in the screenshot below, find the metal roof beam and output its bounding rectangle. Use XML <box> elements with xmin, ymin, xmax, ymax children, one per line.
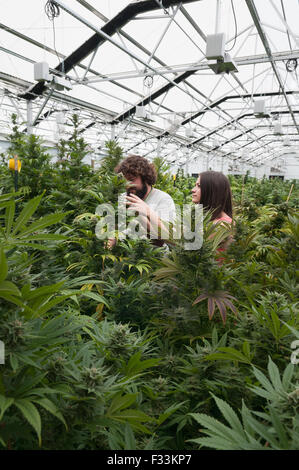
<box><xmin>84</xmin><ymin>49</ymin><xmax>299</xmax><ymax>82</ymax></box>
<box><xmin>179</xmin><ymin>5</ymin><xmax>206</xmax><ymax>41</ymax></box>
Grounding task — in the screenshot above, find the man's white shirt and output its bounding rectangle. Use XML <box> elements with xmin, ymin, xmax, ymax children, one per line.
<box><xmin>143</xmin><ymin>188</ymin><xmax>176</xmax><ymax>223</ymax></box>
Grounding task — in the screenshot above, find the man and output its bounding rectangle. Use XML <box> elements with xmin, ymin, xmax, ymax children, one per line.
<box><xmin>108</xmin><ymin>154</ymin><xmax>176</xmax><ymax>248</ymax></box>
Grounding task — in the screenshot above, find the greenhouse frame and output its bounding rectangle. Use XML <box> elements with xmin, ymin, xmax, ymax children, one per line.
<box><xmin>0</xmin><ymin>0</ymin><xmax>299</xmax><ymax>177</ymax></box>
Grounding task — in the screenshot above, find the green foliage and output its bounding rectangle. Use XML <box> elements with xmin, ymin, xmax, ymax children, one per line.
<box><xmin>189</xmin><ymin>358</ymin><xmax>299</xmax><ymax>450</ymax></box>
<box><xmin>98</xmin><ymin>140</ymin><xmax>123</xmax><ymax>176</ymax></box>
<box><xmin>0</xmin><ymin>122</ymin><xmax>298</xmax><ymax>450</ymax></box>
<box><xmin>55</xmin><ymin>114</ymin><xmax>90</xmax><ymax>180</ymax></box>
<box><xmin>5</xmin><ymin>114</ymin><xmax>53</xmax><ymax>197</ymax></box>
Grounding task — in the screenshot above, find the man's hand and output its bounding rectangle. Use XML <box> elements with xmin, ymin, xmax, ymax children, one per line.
<box><xmin>105</xmin><ymin>238</ymin><xmax>116</xmax><ymax>250</ymax></box>
<box><xmin>125</xmin><ymin>194</ymin><xmax>150</xmax><ymax>216</ymax></box>
<box><xmin>126</xmin><ymin>194</ymin><xmax>168</xmax><ymax>240</ymax></box>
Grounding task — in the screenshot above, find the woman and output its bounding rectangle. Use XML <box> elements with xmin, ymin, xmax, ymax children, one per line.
<box><xmin>191</xmin><ymin>171</ymin><xmax>234</xmax><ymax>260</ymax></box>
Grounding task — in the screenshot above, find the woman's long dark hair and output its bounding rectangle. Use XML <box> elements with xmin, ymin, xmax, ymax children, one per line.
<box><xmin>199</xmin><ymin>171</ymin><xmax>233</xmax><ymax>220</ymax></box>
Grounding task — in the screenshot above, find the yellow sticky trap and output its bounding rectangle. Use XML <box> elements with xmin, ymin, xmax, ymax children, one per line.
<box><xmin>8</xmin><ymin>157</ymin><xmax>21</xmax><ymax>172</ymax></box>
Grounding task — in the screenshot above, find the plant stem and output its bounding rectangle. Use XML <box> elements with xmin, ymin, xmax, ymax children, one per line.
<box><xmin>286</xmin><ymin>184</ymin><xmax>294</xmax><ymax>203</ymax></box>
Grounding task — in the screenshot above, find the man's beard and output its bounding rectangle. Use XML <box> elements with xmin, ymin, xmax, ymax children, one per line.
<box><xmin>126</xmin><ymin>181</ymin><xmax>148</xmax><ymax>200</ymax></box>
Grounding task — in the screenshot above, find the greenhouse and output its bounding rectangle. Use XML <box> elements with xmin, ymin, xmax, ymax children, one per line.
<box><xmin>0</xmin><ymin>0</ymin><xmax>298</xmax><ymax>454</ymax></box>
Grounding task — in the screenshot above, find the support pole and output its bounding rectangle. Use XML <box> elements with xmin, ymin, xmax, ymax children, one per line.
<box><xmin>215</xmin><ymin>0</ymin><xmax>223</xmax><ymax>34</ymax></box>
<box><xmin>111</xmin><ymin>124</ymin><xmax>115</xmax><ymax>140</ymax></box>
<box><xmin>27</xmin><ymin>100</ymin><xmax>33</xmax><ymax>135</ymax></box>
<box><xmin>156</xmin><ymin>139</ymin><xmax>162</xmax><ymax>156</ymax></box>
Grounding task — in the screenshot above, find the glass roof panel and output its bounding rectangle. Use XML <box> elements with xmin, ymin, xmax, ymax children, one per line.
<box><xmin>0</xmin><ymin>0</ymin><xmax>298</xmax><ymax>171</ymax></box>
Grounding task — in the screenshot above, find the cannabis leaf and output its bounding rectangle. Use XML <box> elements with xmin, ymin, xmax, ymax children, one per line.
<box><xmin>193</xmin><ymin>289</ymin><xmax>238</xmax><ymax>324</ymax></box>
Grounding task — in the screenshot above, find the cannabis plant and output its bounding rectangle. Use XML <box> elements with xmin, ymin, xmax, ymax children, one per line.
<box><xmin>189</xmin><ymin>357</ymin><xmax>299</xmax><ymax>450</ymax></box>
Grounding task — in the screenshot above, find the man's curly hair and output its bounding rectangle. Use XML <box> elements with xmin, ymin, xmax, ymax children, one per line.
<box><xmin>115</xmin><ymin>154</ymin><xmax>157</xmax><ymax>186</ymax></box>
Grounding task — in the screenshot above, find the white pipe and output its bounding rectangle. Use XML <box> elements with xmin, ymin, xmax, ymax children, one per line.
<box><xmin>215</xmin><ymin>0</ymin><xmax>223</xmax><ymax>34</ymax></box>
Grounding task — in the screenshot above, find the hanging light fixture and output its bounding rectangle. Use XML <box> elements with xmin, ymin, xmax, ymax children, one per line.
<box><xmin>253</xmin><ymin>99</ymin><xmax>268</xmax><ymax>118</ymax></box>
<box><xmin>185</xmin><ymin>127</ymin><xmax>193</xmax><ymax>138</ymax></box>
<box><xmin>185</xmin><ymin>125</ymin><xmax>197</xmax><ymax>138</ymax></box>
<box><xmin>273</xmin><ymin>123</ymin><xmax>283</xmax><ymax>135</ymax></box>
<box><xmin>135</xmin><ymin>106</ymin><xmax>154</xmax><ymax>122</ymax></box>
<box><xmin>56</xmin><ymin>112</ymin><xmax>66</xmax><ymax>125</ymax></box>
<box><xmin>165</xmin><ymin>114</ymin><xmax>181</xmax><ymax>134</ymax></box>
<box><xmin>283</xmin><ymin>137</ymin><xmax>291</xmax><ymax>146</ymax></box>
<box><xmin>135</xmin><ymin>106</ymin><xmax>147</xmax><ymax>119</ymax></box>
